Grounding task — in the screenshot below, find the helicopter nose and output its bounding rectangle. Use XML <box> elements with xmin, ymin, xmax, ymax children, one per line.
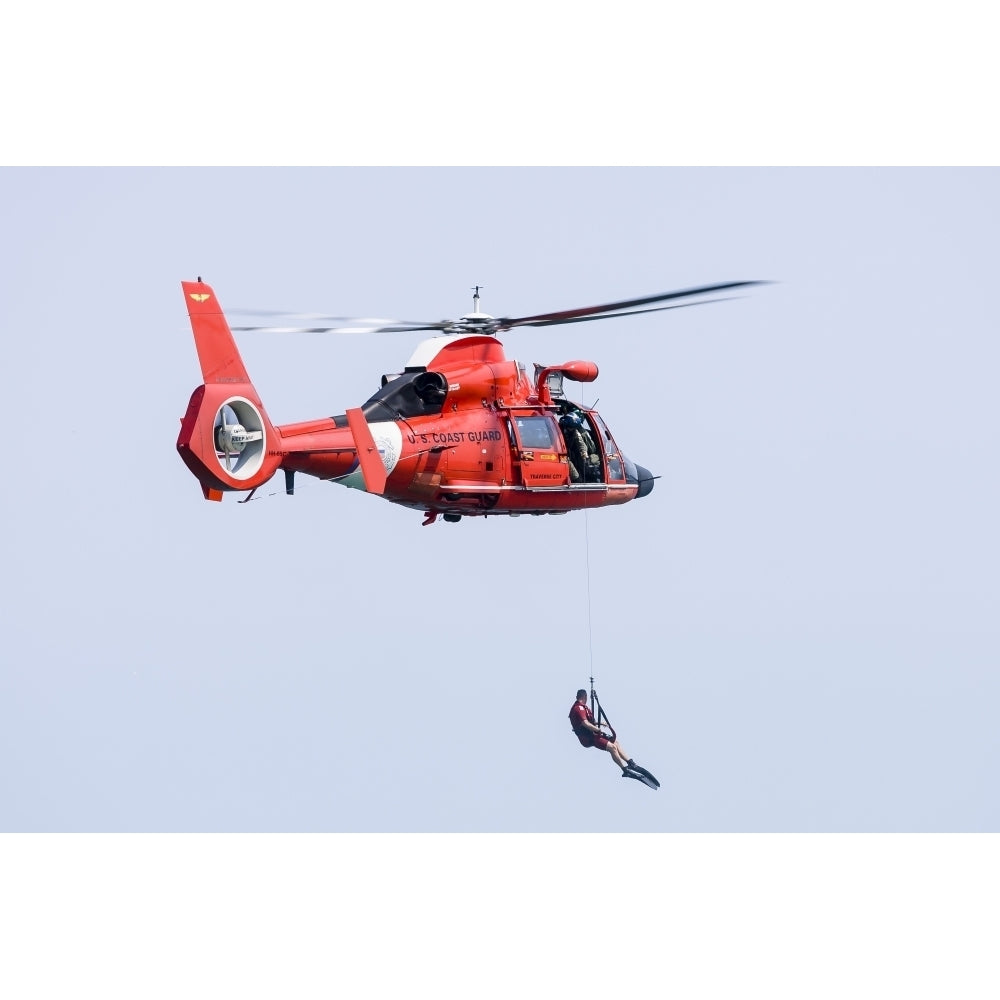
<box><xmin>635</xmin><ymin>464</ymin><xmax>655</xmax><ymax>498</ymax></box>
<box><xmin>624</xmin><ymin>456</ymin><xmax>656</xmax><ymax>498</ymax></box>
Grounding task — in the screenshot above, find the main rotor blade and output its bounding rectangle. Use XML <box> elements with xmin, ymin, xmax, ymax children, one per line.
<box><xmin>510</xmin><ymin>295</ymin><xmax>745</xmax><ymax>327</ymax></box>
<box><xmin>231</xmin><ymin>320</ymin><xmax>452</xmax><ymax>335</ymax></box>
<box><xmin>232</xmin><ymin>310</ymin><xmax>436</xmax><ymax>324</ymax></box>
<box><xmin>497</xmin><ymin>281</ymin><xmax>767</xmax><ymax>330</ymax></box>
<box><xmin>230</xmin><ymin>308</ymin><xmax>354</xmax><ymax>318</ymax></box>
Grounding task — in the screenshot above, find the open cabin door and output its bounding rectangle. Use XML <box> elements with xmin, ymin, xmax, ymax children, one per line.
<box><xmin>557</xmin><ymin>408</ymin><xmax>627</xmax><ymax>486</ymax></box>
<box><xmin>587</xmin><ymin>411</ymin><xmax>626</xmax><ymax>483</ymax></box>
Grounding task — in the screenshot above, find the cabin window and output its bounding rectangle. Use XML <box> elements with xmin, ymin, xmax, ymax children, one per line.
<box><xmin>515</xmin><ymin>416</ymin><xmax>558</xmax><ymax>450</ymax></box>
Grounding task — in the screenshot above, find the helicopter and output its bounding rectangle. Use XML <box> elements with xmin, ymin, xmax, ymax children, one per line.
<box><xmin>176</xmin><ymin>278</ymin><xmax>763</xmax><ymax>524</ymax></box>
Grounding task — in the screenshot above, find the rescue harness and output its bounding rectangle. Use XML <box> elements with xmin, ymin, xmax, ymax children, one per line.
<box><xmin>589</xmin><ymin>675</ymin><xmax>616</xmax><ymax>743</ymax></box>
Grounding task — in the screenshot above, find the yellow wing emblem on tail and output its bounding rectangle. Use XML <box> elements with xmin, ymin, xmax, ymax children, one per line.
<box><xmin>189</xmin><ymin>293</ymin><xmax>211</xmax><ymax>302</ymax></box>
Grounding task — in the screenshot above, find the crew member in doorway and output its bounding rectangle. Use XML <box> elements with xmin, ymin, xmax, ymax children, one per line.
<box><xmin>559</xmin><ymin>409</ymin><xmax>601</xmax><ymax>483</ymax></box>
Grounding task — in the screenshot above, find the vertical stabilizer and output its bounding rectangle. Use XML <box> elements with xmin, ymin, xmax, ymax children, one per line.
<box><xmin>182</xmin><ymin>279</ymin><xmax>251</xmax><ymax>383</ymax></box>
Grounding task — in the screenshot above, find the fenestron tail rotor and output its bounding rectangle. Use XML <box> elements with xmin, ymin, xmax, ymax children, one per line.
<box><xmin>211</xmin><ymin>399</ymin><xmax>265</xmax><ymax>479</ymax></box>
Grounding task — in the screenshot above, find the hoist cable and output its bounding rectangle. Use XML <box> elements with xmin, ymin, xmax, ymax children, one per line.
<box><xmin>583</xmin><ymin>509</ymin><xmax>616</xmax><ymax>742</ymax></box>
<box><xmin>584</xmin><ymin>508</ymin><xmax>594</xmax><ymax>679</ymax></box>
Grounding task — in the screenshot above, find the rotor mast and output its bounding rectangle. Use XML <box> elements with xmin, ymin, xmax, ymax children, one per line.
<box><xmin>459</xmin><ymin>284</ymin><xmax>496</xmax><ymax>335</ymax></box>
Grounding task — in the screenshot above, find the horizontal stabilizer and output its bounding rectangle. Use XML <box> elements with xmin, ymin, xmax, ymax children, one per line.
<box><xmin>346</xmin><ymin>407</ymin><xmax>387</xmax><ymax>494</ymax></box>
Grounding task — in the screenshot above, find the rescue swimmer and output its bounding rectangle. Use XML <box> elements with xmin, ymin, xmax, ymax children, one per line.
<box><xmin>569</xmin><ymin>688</ymin><xmax>659</xmax><ymax>789</ymax></box>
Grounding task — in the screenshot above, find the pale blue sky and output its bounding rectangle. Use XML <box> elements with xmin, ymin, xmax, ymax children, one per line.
<box><xmin>2</xmin><ymin>167</ymin><xmax>997</xmax><ymax>833</ymax></box>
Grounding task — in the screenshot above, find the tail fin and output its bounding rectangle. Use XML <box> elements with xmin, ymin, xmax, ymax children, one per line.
<box><xmin>176</xmin><ymin>280</ymin><xmax>281</xmax><ymax>500</ymax></box>
<box><xmin>182</xmin><ymin>280</ymin><xmax>252</xmax><ymax>384</ymax></box>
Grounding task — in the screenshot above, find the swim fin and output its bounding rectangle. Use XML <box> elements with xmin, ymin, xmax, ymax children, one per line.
<box><xmin>622</xmin><ymin>766</ymin><xmax>658</xmax><ymax>790</ymax></box>
<box><xmin>628</xmin><ymin>762</ymin><xmax>660</xmax><ymax>788</ymax></box>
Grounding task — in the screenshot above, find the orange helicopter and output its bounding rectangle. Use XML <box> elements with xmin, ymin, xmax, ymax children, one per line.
<box><xmin>177</xmin><ymin>279</ymin><xmax>762</xmax><ymax>524</ymax></box>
